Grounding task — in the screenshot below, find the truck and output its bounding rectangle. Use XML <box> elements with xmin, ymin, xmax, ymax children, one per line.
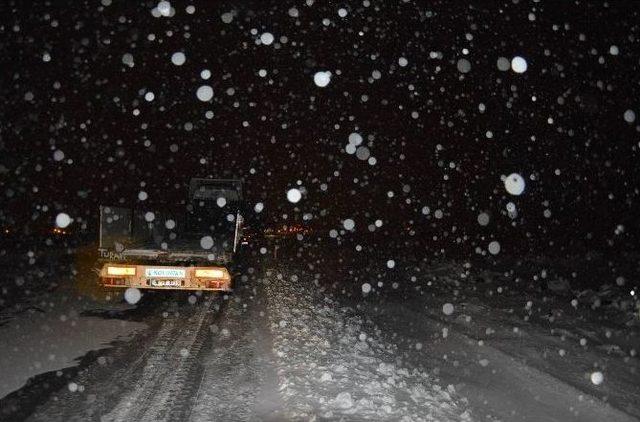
<box><xmin>96</xmin><ymin>178</ymin><xmax>243</xmax><ymax>292</ymax></box>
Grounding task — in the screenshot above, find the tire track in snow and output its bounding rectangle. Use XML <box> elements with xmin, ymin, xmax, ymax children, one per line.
<box><xmin>101</xmin><ymin>297</ymin><xmax>214</xmax><ymax>422</ymax></box>
<box><xmin>188</xmin><ymin>283</ymin><xmax>284</xmax><ymax>422</ymax></box>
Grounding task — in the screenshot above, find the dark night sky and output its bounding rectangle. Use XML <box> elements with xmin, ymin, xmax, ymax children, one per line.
<box><xmin>1</xmin><ymin>0</ymin><xmax>640</xmax><ymax>255</ymax></box>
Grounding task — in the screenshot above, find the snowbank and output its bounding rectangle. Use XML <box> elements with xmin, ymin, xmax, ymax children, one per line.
<box><xmin>264</xmin><ymin>270</ymin><xmax>472</xmax><ymax>421</ymax></box>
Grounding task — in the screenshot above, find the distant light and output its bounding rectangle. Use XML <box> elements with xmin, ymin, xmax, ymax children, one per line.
<box><xmin>361</xmin><ymin>283</ymin><xmax>372</xmax><ymax>294</ymax></box>
<box><xmin>442</xmin><ymin>303</ymin><xmax>454</xmax><ymax>315</ymax></box>
<box><xmin>313</xmin><ymin>71</ymin><xmax>331</xmax><ymax>87</ymax></box>
<box><xmin>511</xmin><ymin>56</ymin><xmax>528</xmax><ymax>73</ymax></box>
<box><xmin>287</xmin><ymin>188</ymin><xmax>302</xmax><ymax>203</ymax></box>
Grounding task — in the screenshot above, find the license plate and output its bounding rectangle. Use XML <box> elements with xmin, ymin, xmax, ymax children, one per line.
<box><xmin>145</xmin><ymin>268</ymin><xmax>186</xmax><ymax>278</ymax></box>
<box><xmin>150</xmin><ymin>279</ymin><xmax>181</xmax><ymax>287</ymax></box>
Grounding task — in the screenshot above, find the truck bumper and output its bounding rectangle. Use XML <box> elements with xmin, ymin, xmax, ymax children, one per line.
<box><xmin>98</xmin><ymin>263</ymin><xmax>232</xmax><ymax>292</ymax></box>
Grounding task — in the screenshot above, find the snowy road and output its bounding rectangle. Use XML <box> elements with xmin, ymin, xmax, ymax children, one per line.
<box><xmin>2</xmin><ymin>256</ymin><xmax>639</xmax><ymax>421</ymax></box>
<box><xmin>364</xmin><ymin>296</ymin><xmax>637</xmax><ymax>422</ymax></box>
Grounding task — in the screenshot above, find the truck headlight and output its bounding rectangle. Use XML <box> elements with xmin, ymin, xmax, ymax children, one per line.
<box><xmin>106</xmin><ymin>266</ymin><xmax>136</xmax><ymax>276</ymax></box>
<box><xmin>195</xmin><ymin>269</ymin><xmax>226</xmax><ymax>278</ymax></box>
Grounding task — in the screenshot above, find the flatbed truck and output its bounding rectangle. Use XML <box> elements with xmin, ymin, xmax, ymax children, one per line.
<box><xmin>96</xmin><ymin>179</ymin><xmax>243</xmax><ymax>292</ymax></box>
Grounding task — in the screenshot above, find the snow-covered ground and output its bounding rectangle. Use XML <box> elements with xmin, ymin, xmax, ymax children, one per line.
<box><xmin>352</xmin><ymin>260</ymin><xmax>640</xmax><ymax>421</ymax></box>
<box><xmin>0</xmin><ymin>280</ymin><xmax>146</xmax><ymax>399</ymax></box>
<box><xmin>4</xmin><ymin>252</ymin><xmax>639</xmax><ymax>422</ymax></box>
<box><xmin>189</xmin><ymin>267</ymin><xmax>474</xmax><ymax>422</ymax></box>
<box><xmin>263</xmin><ymin>269</ymin><xmax>472</xmax><ymax>421</ymax></box>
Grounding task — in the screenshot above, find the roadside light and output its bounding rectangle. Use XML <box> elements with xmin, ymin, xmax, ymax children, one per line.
<box><xmin>195</xmin><ymin>269</ymin><xmax>226</xmax><ymax>278</ymax></box>
<box><xmin>106</xmin><ymin>266</ymin><xmax>136</xmax><ymax>276</ymax></box>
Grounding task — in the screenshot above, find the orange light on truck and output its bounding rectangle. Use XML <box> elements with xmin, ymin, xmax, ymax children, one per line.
<box><xmin>106</xmin><ymin>266</ymin><xmax>136</xmax><ymax>276</ymax></box>
<box><xmin>195</xmin><ymin>269</ymin><xmax>226</xmax><ymax>278</ymax></box>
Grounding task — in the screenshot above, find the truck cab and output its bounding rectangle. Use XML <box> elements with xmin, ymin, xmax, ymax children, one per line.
<box><xmin>97</xmin><ymin>179</ymin><xmax>243</xmax><ymax>292</ymax></box>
